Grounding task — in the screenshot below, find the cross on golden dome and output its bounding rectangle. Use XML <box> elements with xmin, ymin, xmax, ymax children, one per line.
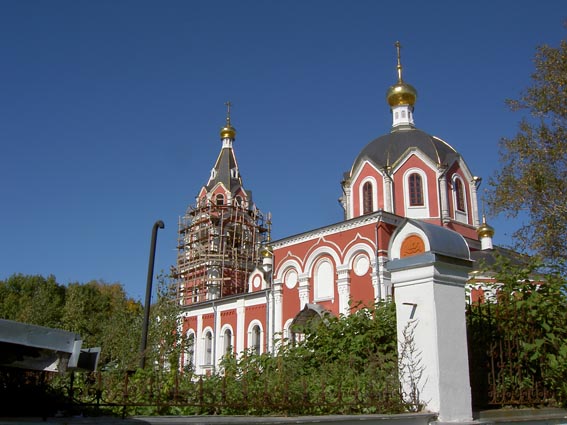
<box><xmin>220</xmin><ymin>100</ymin><xmax>236</xmax><ymax>140</ymax></box>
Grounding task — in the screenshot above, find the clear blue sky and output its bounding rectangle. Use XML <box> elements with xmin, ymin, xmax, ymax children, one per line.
<box><xmin>1</xmin><ymin>1</ymin><xmax>565</xmax><ymax>300</ymax></box>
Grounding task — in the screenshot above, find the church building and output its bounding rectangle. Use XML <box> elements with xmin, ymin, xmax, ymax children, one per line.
<box><xmin>174</xmin><ymin>44</ymin><xmax>495</xmax><ymax>375</ymax></box>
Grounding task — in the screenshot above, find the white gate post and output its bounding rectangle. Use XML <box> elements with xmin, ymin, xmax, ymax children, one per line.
<box><xmin>388</xmin><ymin>220</ymin><xmax>473</xmax><ymax>423</ymax></box>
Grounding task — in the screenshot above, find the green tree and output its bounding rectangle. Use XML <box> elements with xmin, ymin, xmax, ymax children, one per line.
<box><xmin>469</xmin><ymin>257</ymin><xmax>567</xmax><ymax>405</ymax></box>
<box><xmin>0</xmin><ymin>274</ymin><xmax>65</xmax><ymax>327</ymax></box>
<box><xmin>61</xmin><ymin>280</ymin><xmax>143</xmax><ymax>369</ymax></box>
<box><xmin>488</xmin><ymin>35</ymin><xmax>567</xmax><ymax>266</ymax></box>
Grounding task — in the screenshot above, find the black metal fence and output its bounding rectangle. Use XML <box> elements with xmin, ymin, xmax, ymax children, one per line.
<box><xmin>43</xmin><ymin>367</ymin><xmax>405</xmax><ymax>417</ymax></box>
<box><xmin>467</xmin><ymin>301</ymin><xmax>557</xmax><ymax>408</ymax></box>
<box><xmin>0</xmin><ymin>368</ymin><xmax>406</xmax><ymax>417</ymax></box>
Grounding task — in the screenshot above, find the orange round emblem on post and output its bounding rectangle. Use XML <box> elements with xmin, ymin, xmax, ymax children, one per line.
<box><xmin>400</xmin><ymin>235</ymin><xmax>425</xmax><ymax>258</ymax></box>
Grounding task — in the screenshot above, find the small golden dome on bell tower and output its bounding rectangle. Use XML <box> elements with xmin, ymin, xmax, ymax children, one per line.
<box><xmin>386</xmin><ymin>41</ymin><xmax>417</xmax><ymax>108</ymax></box>
<box><xmin>220</xmin><ymin>101</ymin><xmax>236</xmax><ymax>140</ymax></box>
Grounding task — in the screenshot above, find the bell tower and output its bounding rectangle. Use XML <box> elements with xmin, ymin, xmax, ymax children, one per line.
<box><xmin>173</xmin><ymin>103</ymin><xmax>270</xmax><ymax>305</ymax></box>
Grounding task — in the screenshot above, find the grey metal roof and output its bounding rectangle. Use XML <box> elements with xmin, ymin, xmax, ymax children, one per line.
<box><xmin>0</xmin><ymin>319</ymin><xmax>99</xmax><ymax>372</ymax></box>
<box><xmin>409</xmin><ymin>219</ymin><xmax>471</xmax><ymax>261</ymax></box>
<box><xmin>470</xmin><ymin>246</ymin><xmax>526</xmax><ymax>270</ymax></box>
<box><xmin>350</xmin><ymin>128</ymin><xmax>459</xmax><ymax>175</ymax></box>
<box><xmin>205</xmin><ymin>146</ymin><xmax>243</xmax><ymax>196</ymax></box>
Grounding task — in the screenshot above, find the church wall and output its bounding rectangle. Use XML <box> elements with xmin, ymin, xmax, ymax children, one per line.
<box><xmin>281</xmin><ymin>282</ymin><xmax>301</xmax><ymax>332</ymax></box>
<box><xmin>350</xmin><ymin>162</ymin><xmax>384</xmax><ymax>217</ymax></box>
<box><xmin>244</xmin><ymin>303</ymin><xmax>266</xmax><ymax>351</ymax></box>
<box><xmin>447</xmin><ymin>221</ymin><xmax>478</xmax><ymax>240</ymax></box>
<box><xmin>392</xmin><ymin>154</ymin><xmax>439</xmax><ymax>219</ymax></box>
<box><xmin>349</xmin><ymin>265</ymin><xmax>375</xmax><ymax>307</ymax></box>
<box><xmin>274</xmin><ymin>220</ymin><xmax>386</xmax><ymax>321</ymax></box>
<box><xmin>202</xmin><ymin>312</ymin><xmax>214</xmax><ymax>337</ymax></box>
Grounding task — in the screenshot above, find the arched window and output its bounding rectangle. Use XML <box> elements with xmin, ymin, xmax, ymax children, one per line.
<box><xmin>455</xmin><ymin>179</ymin><xmax>465</xmax><ymax>212</ymax></box>
<box><xmin>204</xmin><ymin>330</ymin><xmax>213</xmax><ymax>365</ymax></box>
<box><xmin>223</xmin><ymin>328</ymin><xmax>232</xmax><ymax>355</ymax></box>
<box><xmin>362</xmin><ymin>182</ymin><xmax>373</xmax><ymax>214</ymax></box>
<box><xmin>251</xmin><ymin>325</ymin><xmax>261</xmax><ymax>355</ymax></box>
<box><xmin>409</xmin><ymin>173</ymin><xmax>424</xmax><ymax>206</ymax></box>
<box><xmin>185</xmin><ymin>332</ymin><xmax>195</xmax><ymax>370</ymax></box>
<box><xmin>314</xmin><ymin>259</ymin><xmax>334</xmax><ymax>300</ymax></box>
<box><xmin>216</xmin><ymin>194</ymin><xmax>224</xmax><ymax>206</ymax></box>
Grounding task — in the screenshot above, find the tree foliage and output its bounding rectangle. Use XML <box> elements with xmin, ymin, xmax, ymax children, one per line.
<box><xmin>0</xmin><ymin>274</ymin><xmax>65</xmax><ymax>328</ymax></box>
<box><xmin>488</xmin><ymin>35</ymin><xmax>567</xmax><ymax>266</ymax></box>
<box><xmin>468</xmin><ymin>257</ymin><xmax>567</xmax><ymax>405</ymax></box>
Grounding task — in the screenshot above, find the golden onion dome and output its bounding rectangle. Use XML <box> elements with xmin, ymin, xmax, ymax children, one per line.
<box><xmin>220</xmin><ymin>124</ymin><xmax>236</xmax><ymax>140</ymax></box>
<box><xmin>386</xmin><ymin>82</ymin><xmax>418</xmax><ymax>107</ymax></box>
<box><xmin>477</xmin><ymin>220</ymin><xmax>495</xmax><ymax>239</ymax></box>
<box><xmin>260</xmin><ymin>243</ymin><xmax>273</xmax><ymax>258</ymax></box>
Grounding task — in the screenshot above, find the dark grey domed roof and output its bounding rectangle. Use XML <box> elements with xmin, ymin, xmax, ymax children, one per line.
<box><xmin>350</xmin><ymin>128</ymin><xmax>459</xmax><ymax>175</ymax></box>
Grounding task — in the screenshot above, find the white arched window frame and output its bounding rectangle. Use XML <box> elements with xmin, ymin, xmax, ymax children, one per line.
<box><xmin>452</xmin><ymin>174</ymin><xmax>468</xmax><ymax>223</ymax></box>
<box><xmin>184</xmin><ymin>330</ymin><xmax>196</xmax><ymax>369</ymax></box>
<box><xmin>220</xmin><ymin>325</ymin><xmax>234</xmax><ymax>356</ymax></box>
<box><xmin>282</xmin><ymin>319</ymin><xmax>294</xmax><ymax>343</ymax></box>
<box><xmin>313</xmin><ymin>258</ymin><xmax>335</xmax><ymax>301</ymax></box>
<box><xmin>358</xmin><ymin>177</ymin><xmax>378</xmax><ymax>216</ymax></box>
<box><xmin>403</xmin><ymin>168</ymin><xmax>430</xmax><ymax>218</ymax></box>
<box><xmin>202</xmin><ymin>327</ymin><xmax>214</xmax><ymax>366</ymax></box>
<box><xmin>247</xmin><ymin>320</ymin><xmax>263</xmax><ymax>355</ymax></box>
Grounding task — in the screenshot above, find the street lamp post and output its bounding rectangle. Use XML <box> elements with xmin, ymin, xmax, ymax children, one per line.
<box><xmin>139</xmin><ymin>220</ymin><xmax>165</xmax><ymax>369</ymax></box>
<box><xmin>261</xmin><ymin>240</ymin><xmax>273</xmax><ymax>354</ymax></box>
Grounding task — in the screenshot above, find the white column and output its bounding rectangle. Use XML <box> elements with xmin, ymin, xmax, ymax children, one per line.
<box><xmin>383</xmin><ymin>173</ymin><xmax>393</xmax><ymax>213</ymax></box>
<box><xmin>371</xmin><ymin>259</ymin><xmax>380</xmax><ymax>301</ymax></box>
<box><xmin>470</xmin><ymin>178</ymin><xmax>480</xmax><ymax>227</ymax></box>
<box><xmin>298</xmin><ymin>274</ymin><xmax>310</xmax><ymax>309</ymax></box>
<box><xmin>373</xmin><ymin>255</ymin><xmax>391</xmax><ymax>300</ymax></box>
<box><xmin>389</xmin><ymin>253</ymin><xmax>472</xmax><ymax>422</ymax></box>
<box><xmin>273</xmin><ymin>281</ymin><xmax>283</xmax><ymax>349</ymax></box>
<box><xmin>336</xmin><ymin>265</ymin><xmax>351</xmax><ymax>316</ymax></box>
<box><xmin>438</xmin><ymin>169</ymin><xmax>450</xmax><ymax>224</ymax></box>
<box><xmin>236</xmin><ymin>299</ymin><xmax>245</xmax><ymax>354</ymax></box>
<box><xmin>196</xmin><ymin>315</ymin><xmax>203</xmax><ymax>375</ymax></box>
<box><xmin>214</xmin><ymin>305</ymin><xmax>221</xmax><ymax>369</ymax></box>
<box><xmin>344</xmin><ymin>186</ymin><xmax>352</xmax><ymax>219</ymax></box>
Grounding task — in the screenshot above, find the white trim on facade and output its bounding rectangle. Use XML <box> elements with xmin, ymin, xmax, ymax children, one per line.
<box><xmin>358</xmin><ymin>176</ymin><xmax>378</xmax><ymax>215</ymax></box>
<box><xmin>247</xmin><ymin>320</ymin><xmax>264</xmax><ymax>355</ymax></box>
<box><xmin>451</xmin><ymin>174</ymin><xmax>468</xmax><ymax>224</ymax></box>
<box><xmin>402</xmin><ymin>167</ymin><xmax>430</xmax><ymax>219</ymax></box>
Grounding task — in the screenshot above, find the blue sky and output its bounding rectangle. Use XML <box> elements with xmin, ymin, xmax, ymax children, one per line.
<box><xmin>1</xmin><ymin>1</ymin><xmax>565</xmax><ymax>300</ymax></box>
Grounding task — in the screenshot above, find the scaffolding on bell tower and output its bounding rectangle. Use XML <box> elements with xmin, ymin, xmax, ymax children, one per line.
<box><xmin>173</xmin><ymin>199</ymin><xmax>269</xmax><ymax>306</ymax></box>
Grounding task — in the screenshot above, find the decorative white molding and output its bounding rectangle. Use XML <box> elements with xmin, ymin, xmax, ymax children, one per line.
<box><xmin>402</xmin><ymin>167</ymin><xmax>431</xmax><ymax>219</ymax></box>
<box><xmin>272</xmin><ymin>212</ymin><xmax>402</xmax><ymax>250</ymax></box>
<box><xmin>298</xmin><ymin>274</ymin><xmax>310</xmax><ymax>309</ymax></box>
